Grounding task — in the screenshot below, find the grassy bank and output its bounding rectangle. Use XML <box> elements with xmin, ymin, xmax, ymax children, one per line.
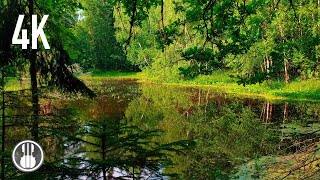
<box><xmin>3</xmin><ymin>71</ymin><xmax>143</xmax><ymax>91</ymax></box>
<box><xmin>79</xmin><ymin>71</ymin><xmax>145</xmax><ymax>79</ymax></box>
<box><xmin>4</xmin><ymin>71</ymin><xmax>320</xmax><ymax>101</ymax></box>
<box><xmin>80</xmin><ymin>71</ymin><xmax>320</xmax><ymax>101</ymax></box>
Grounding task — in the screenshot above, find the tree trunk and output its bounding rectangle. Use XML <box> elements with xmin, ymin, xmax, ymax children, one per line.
<box><xmin>284</xmin><ymin>59</ymin><xmax>290</xmax><ymax>83</ymax></box>
<box><xmin>283</xmin><ymin>102</ymin><xmax>288</xmax><ymax>120</ymax></box>
<box><xmin>29</xmin><ymin>0</ymin><xmax>39</xmax><ymax>141</ymax></box>
<box><xmin>125</xmin><ymin>0</ymin><xmax>137</xmax><ymax>52</ymax></box>
<box><xmin>30</xmin><ymin>52</ymin><xmax>39</xmax><ymax>141</ymax></box>
<box><xmin>161</xmin><ymin>0</ymin><xmax>166</xmax><ymax>52</ymax></box>
<box><xmin>102</xmin><ymin>123</ymin><xmax>107</xmax><ymax>180</ymax></box>
<box><xmin>1</xmin><ymin>69</ymin><xmax>5</xmax><ymax>180</ymax></box>
<box><xmin>266</xmin><ymin>56</ymin><xmax>270</xmax><ymax>74</ymax></box>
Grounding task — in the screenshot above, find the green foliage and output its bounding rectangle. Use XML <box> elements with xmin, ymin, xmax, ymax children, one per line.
<box><xmin>44</xmin><ymin>118</ymin><xmax>195</xmax><ymax>179</ymax></box>
<box><xmin>179</xmin><ymin>47</ymin><xmax>221</xmax><ymax>78</ymax></box>
<box><xmin>70</xmin><ymin>0</ymin><xmax>135</xmax><ymax>71</ymax></box>
<box><xmin>0</xmin><ymin>0</ymin><xmax>96</xmax><ymax>97</ymax></box>
<box><xmin>122</xmin><ymin>84</ymin><xmax>278</xmax><ymax>179</ymax></box>
<box><xmin>110</xmin><ymin>0</ymin><xmax>320</xmax><ymax>86</ymax></box>
<box><xmin>155</xmin><ymin>23</ymin><xmax>180</xmax><ymax>49</ymax></box>
<box><xmin>83</xmin><ymin>119</ymin><xmax>192</xmax><ymax>177</ymax></box>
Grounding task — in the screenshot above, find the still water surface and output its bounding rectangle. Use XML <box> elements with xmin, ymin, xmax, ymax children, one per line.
<box><xmin>2</xmin><ymin>79</ymin><xmax>320</xmax><ymax>179</ymax></box>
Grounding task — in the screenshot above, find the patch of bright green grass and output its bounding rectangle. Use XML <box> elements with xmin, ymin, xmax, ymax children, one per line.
<box><xmin>79</xmin><ymin>71</ymin><xmax>145</xmax><ymax>80</ymax></box>
<box><xmin>5</xmin><ymin>70</ymin><xmax>319</xmax><ymax>101</ymax></box>
<box><xmin>79</xmin><ymin>70</ymin><xmax>320</xmax><ymax>101</ymax></box>
<box><xmin>3</xmin><ymin>77</ymin><xmax>30</xmax><ymax>91</ymax></box>
<box><xmin>273</xmin><ymin>79</ymin><xmax>320</xmax><ymax>100</ymax></box>
<box><xmin>139</xmin><ymin>71</ymin><xmax>320</xmax><ymax>101</ymax></box>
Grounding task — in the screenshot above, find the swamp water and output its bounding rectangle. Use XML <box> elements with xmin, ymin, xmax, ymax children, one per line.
<box><xmin>1</xmin><ymin>79</ymin><xmax>320</xmax><ymax>179</ymax></box>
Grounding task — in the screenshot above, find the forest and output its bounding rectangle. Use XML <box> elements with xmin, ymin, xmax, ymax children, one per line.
<box><xmin>76</xmin><ymin>0</ymin><xmax>320</xmax><ymax>90</ymax></box>
<box><xmin>1</xmin><ymin>0</ymin><xmax>320</xmax><ymax>179</ymax></box>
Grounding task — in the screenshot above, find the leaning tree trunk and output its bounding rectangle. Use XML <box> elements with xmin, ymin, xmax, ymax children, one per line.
<box><xmin>29</xmin><ymin>0</ymin><xmax>39</xmax><ymax>141</ymax></box>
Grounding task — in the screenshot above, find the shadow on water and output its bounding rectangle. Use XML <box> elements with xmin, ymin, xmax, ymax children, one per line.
<box><xmin>1</xmin><ymin>79</ymin><xmax>320</xmax><ymax>179</ymax></box>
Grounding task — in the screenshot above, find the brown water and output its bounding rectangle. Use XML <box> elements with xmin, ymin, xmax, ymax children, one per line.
<box><xmin>2</xmin><ymin>79</ymin><xmax>320</xmax><ymax>179</ymax></box>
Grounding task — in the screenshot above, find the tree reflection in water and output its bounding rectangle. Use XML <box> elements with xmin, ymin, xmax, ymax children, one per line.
<box><xmin>0</xmin><ymin>90</ymin><xmax>194</xmax><ymax>179</ymax></box>
<box><xmin>55</xmin><ymin>118</ymin><xmax>193</xmax><ymax>179</ymax></box>
<box><xmin>2</xmin><ymin>80</ymin><xmax>320</xmax><ymax>179</ymax></box>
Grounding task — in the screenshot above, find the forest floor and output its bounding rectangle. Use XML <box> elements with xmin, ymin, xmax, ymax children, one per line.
<box><xmin>79</xmin><ymin>71</ymin><xmax>320</xmax><ymax>102</ymax></box>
